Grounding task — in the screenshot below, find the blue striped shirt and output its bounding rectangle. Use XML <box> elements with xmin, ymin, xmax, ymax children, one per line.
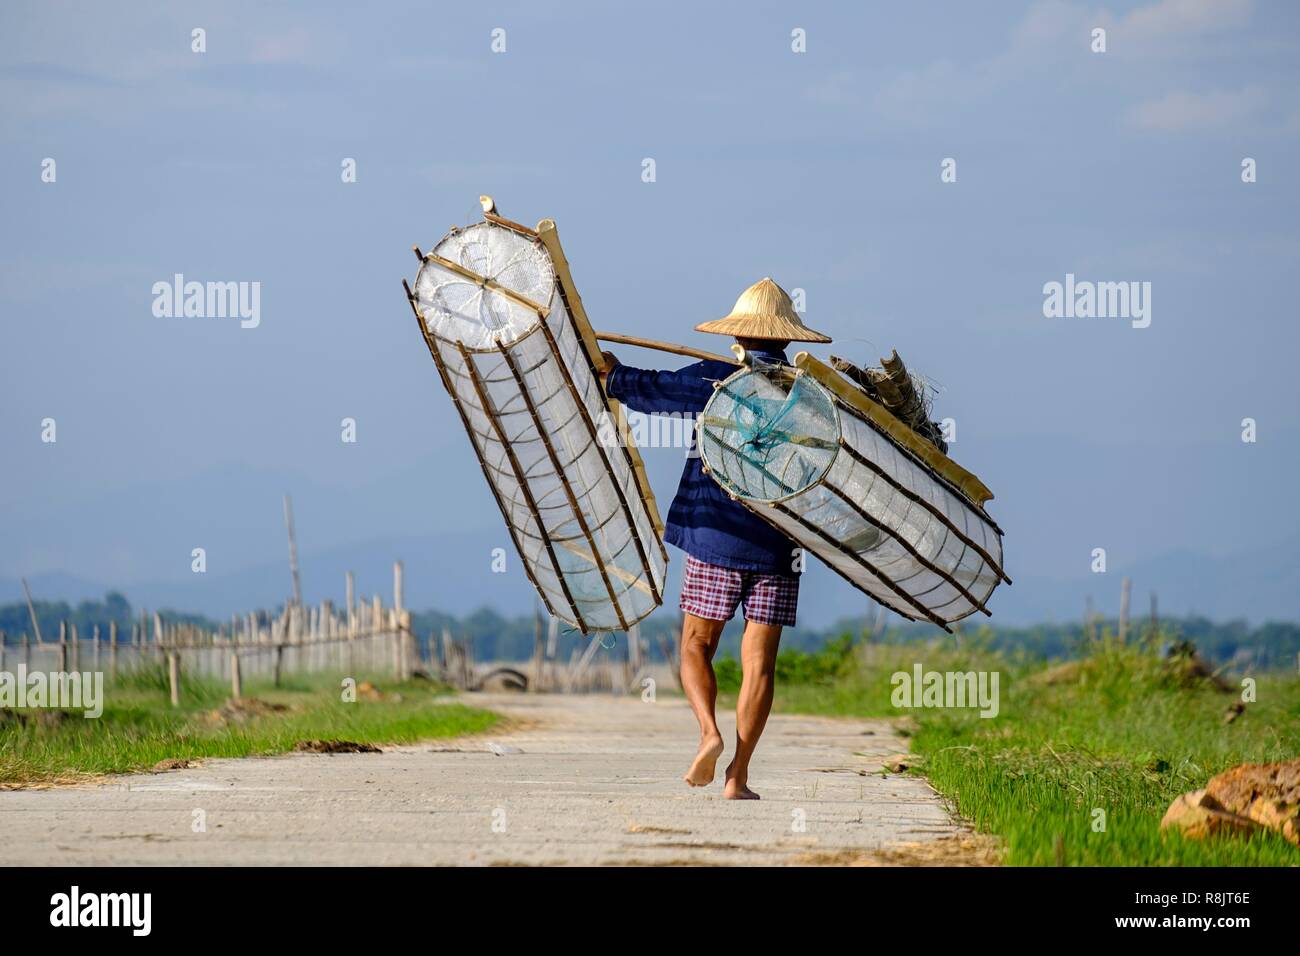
<box><xmin>605</xmin><ymin>348</ymin><xmax>800</xmax><ymax>575</ymax></box>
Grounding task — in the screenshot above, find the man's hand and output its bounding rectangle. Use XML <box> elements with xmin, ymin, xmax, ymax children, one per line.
<box><xmin>598</xmin><ymin>350</ymin><xmax>619</xmax><ymax>387</ymax></box>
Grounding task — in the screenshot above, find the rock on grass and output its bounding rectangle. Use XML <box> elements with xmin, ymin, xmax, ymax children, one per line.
<box><xmin>1161</xmin><ymin>759</ymin><xmax>1300</xmax><ymax>847</ymax></box>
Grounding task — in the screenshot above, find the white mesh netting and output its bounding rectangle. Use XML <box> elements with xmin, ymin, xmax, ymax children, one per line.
<box><xmin>699</xmin><ymin>364</ymin><xmax>1004</xmax><ymax>627</ymax></box>
<box><xmin>413</xmin><ymin>220</ymin><xmax>666</xmax><ymax>632</ymax></box>
<box><xmin>414</xmin><ymin>222</ymin><xmax>554</xmax><ymax>350</ymax></box>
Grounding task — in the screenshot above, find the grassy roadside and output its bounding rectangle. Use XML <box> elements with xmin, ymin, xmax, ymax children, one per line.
<box><xmin>0</xmin><ymin>666</ymin><xmax>499</xmax><ymax>787</ymax></box>
<box><xmin>723</xmin><ymin>633</ymin><xmax>1300</xmax><ymax>866</ymax></box>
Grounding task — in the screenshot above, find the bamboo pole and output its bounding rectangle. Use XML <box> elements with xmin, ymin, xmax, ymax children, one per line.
<box><xmin>283</xmin><ymin>494</ymin><xmax>303</xmax><ymax>608</ymax></box>
<box><xmin>594</xmin><ymin>331</ymin><xmax>735</xmax><ymax>366</ymax></box>
<box><xmin>484</xmin><ymin>209</ymin><xmax>539</xmax><ymax>237</ymax></box>
<box><xmin>22</xmin><ymin>579</ymin><xmax>44</xmax><ymax>644</ymax></box>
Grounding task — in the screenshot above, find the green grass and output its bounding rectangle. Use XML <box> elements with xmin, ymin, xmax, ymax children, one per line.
<box><xmin>727</xmin><ymin>632</ymin><xmax>1300</xmax><ymax>866</ymax></box>
<box><xmin>0</xmin><ymin>665</ymin><xmax>500</xmax><ymax>786</ymax></box>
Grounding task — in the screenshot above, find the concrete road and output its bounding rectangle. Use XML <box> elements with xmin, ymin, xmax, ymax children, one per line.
<box><xmin>0</xmin><ymin>693</ymin><xmax>975</xmax><ymax>865</ymax></box>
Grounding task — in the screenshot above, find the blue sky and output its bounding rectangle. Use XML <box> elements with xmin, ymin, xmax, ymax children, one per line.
<box><xmin>2</xmin><ymin>1</ymin><xmax>1298</xmax><ymax>625</ymax></box>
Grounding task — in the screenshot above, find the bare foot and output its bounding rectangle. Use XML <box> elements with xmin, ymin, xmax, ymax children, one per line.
<box><xmin>684</xmin><ymin>734</ymin><xmax>724</xmax><ymax>787</ymax></box>
<box><xmin>724</xmin><ymin>764</ymin><xmax>760</xmax><ymax>800</ymax></box>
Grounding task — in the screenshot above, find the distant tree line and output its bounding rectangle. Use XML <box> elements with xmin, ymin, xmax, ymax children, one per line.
<box><xmin>0</xmin><ymin>593</ymin><xmax>224</xmax><ymax>646</ymax></box>
<box><xmin>2</xmin><ymin>595</ymin><xmax>1296</xmax><ymax>669</ymax></box>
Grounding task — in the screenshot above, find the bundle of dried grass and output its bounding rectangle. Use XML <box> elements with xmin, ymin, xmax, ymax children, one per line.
<box><xmin>830</xmin><ymin>351</ymin><xmax>948</xmax><ymax>452</ymax></box>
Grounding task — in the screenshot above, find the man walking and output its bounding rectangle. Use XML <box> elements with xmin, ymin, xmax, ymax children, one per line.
<box><xmin>600</xmin><ymin>278</ymin><xmax>831</xmax><ymax>799</ymax></box>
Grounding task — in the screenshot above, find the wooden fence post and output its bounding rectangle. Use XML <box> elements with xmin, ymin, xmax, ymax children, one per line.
<box><xmin>532</xmin><ymin>609</ymin><xmax>544</xmax><ymax>693</ymax></box>
<box><xmin>346</xmin><ymin>571</ymin><xmax>355</xmax><ymax>635</ymax></box>
<box><xmin>168</xmin><ymin>652</ymin><xmax>181</xmax><ymax>707</ymax></box>
<box><xmin>624</xmin><ymin>623</ymin><xmax>642</xmax><ymax>693</ymax></box>
<box><xmin>659</xmin><ymin>631</ymin><xmax>683</xmax><ymax>691</ymax></box>
<box><xmin>1118</xmin><ymin>576</ymin><xmax>1131</xmax><ymax>645</ymax></box>
<box><xmin>231</xmin><ymin>652</ymin><xmax>242</xmax><ymax>700</ymax></box>
<box><xmin>371</xmin><ymin>594</ymin><xmax>382</xmax><ymax>679</ymax></box>
<box><xmin>393</xmin><ymin>563</ymin><xmax>405</xmax><ymax>681</ymax></box>
<box><xmin>392</xmin><ymin>614</ymin><xmax>403</xmax><ymax>681</ymax></box>
<box><xmin>401</xmin><ymin>615</ymin><xmax>414</xmax><ymax>680</ymax></box>
<box><xmin>393</xmin><ymin>561</ymin><xmax>404</xmax><ymax>616</ymax></box>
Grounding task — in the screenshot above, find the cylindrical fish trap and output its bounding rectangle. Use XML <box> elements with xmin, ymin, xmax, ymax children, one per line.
<box><xmin>403</xmin><ymin>207</ymin><xmax>667</xmax><ymax>633</ymax></box>
<box><xmin>698</xmin><ymin>354</ymin><xmax>1008</xmax><ymax>630</ymax></box>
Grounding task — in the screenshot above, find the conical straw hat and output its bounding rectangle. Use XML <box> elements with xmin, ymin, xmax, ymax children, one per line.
<box><xmin>694</xmin><ymin>277</ymin><xmax>832</xmax><ymax>343</ymax></box>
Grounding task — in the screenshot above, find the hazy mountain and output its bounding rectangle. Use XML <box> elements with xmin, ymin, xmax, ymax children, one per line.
<box><xmin>5</xmin><ymin>531</ymin><xmax>1296</xmax><ymax>629</ymax></box>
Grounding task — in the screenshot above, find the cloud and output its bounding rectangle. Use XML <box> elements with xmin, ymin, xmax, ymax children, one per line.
<box><xmin>1126</xmin><ymin>86</ymin><xmax>1265</xmax><ymax>131</ymax></box>
<box><xmin>249</xmin><ymin>29</ymin><xmax>318</xmax><ymax>65</ymax></box>
<box><xmin>809</xmin><ymin>0</ymin><xmax>1262</xmax><ymax>125</ymax></box>
<box><xmin>1120</xmin><ymin>0</ymin><xmax>1254</xmax><ymax>46</ymax></box>
<box><xmin>804</xmin><ymin>0</ymin><xmax>1085</xmax><ymax>124</ymax></box>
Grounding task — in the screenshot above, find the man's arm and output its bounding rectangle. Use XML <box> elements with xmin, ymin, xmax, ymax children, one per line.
<box><xmin>599</xmin><ymin>352</ymin><xmax>716</xmax><ymax>415</ymax></box>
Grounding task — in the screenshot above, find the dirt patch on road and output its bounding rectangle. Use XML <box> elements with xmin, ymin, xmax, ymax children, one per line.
<box><xmin>151</xmin><ymin>758</ymin><xmax>194</xmax><ymax>771</ymax></box>
<box><xmin>293</xmin><ymin>739</ymin><xmax>382</xmax><ymax>754</ymax></box>
<box><xmin>0</xmin><ymin>773</ymin><xmax>107</xmax><ymax>791</ymax></box>
<box><xmin>793</xmin><ymin>832</ymin><xmax>1002</xmax><ymax>867</ymax></box>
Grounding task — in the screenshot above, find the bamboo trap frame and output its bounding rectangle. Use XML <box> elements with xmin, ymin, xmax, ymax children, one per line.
<box><xmin>697</xmin><ymin>357</ymin><xmax>1007</xmax><ymax>629</ymax></box>
<box><xmin>404</xmin><ymin>200</ymin><xmax>667</xmax><ymax>634</ymax></box>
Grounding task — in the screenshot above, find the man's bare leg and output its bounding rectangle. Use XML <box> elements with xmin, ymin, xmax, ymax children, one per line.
<box><xmin>679</xmin><ymin>613</ymin><xmax>726</xmax><ymax>787</ymax></box>
<box><xmin>724</xmin><ymin>620</ymin><xmax>783</xmax><ymax>800</ymax></box>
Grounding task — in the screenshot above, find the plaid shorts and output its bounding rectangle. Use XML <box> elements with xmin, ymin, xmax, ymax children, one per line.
<box><xmin>679</xmin><ymin>554</ymin><xmax>800</xmax><ymax>627</ymax></box>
